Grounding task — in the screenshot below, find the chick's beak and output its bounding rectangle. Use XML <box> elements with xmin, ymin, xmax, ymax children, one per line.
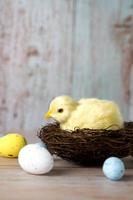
<box><xmin>44</xmin><ymin>110</ymin><xmax>52</xmax><ymax>119</ymax></box>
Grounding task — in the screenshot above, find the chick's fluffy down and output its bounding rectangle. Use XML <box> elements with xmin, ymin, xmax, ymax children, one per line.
<box><xmin>61</xmin><ymin>98</ymin><xmax>123</xmax><ymax>130</ymax></box>
<box><xmin>45</xmin><ymin>96</ymin><xmax>124</xmax><ymax>131</ymax></box>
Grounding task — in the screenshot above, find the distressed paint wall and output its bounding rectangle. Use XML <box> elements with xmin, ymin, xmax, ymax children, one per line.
<box><xmin>0</xmin><ymin>0</ymin><xmax>133</xmax><ymax>135</ymax></box>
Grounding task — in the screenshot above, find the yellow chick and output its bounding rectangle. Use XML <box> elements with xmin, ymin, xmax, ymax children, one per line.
<box><xmin>0</xmin><ymin>133</ymin><xmax>27</xmax><ymax>158</ymax></box>
<box><xmin>45</xmin><ymin>96</ymin><xmax>124</xmax><ymax>131</ymax></box>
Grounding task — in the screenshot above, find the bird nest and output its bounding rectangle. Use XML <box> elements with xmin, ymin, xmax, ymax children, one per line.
<box><xmin>37</xmin><ymin>122</ymin><xmax>133</xmax><ymax>166</ymax></box>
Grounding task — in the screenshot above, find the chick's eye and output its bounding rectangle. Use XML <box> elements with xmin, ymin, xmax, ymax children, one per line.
<box><xmin>58</xmin><ymin>108</ymin><xmax>63</xmax><ymax>113</ymax></box>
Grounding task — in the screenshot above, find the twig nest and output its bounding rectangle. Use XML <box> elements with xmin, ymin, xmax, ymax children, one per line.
<box><xmin>38</xmin><ymin>122</ymin><xmax>133</xmax><ymax>166</ymax></box>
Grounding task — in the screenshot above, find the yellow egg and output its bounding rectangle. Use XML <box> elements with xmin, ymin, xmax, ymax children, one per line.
<box><xmin>0</xmin><ymin>133</ymin><xmax>27</xmax><ymax>158</ymax></box>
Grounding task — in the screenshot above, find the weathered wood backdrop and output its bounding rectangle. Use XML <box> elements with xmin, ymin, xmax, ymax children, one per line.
<box><xmin>0</xmin><ymin>0</ymin><xmax>133</xmax><ymax>135</ymax></box>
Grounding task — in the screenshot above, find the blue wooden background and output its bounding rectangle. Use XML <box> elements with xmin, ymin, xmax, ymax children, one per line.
<box><xmin>0</xmin><ymin>0</ymin><xmax>133</xmax><ymax>136</ymax></box>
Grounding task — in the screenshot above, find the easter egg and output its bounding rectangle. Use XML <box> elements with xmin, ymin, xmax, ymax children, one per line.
<box><xmin>0</xmin><ymin>133</ymin><xmax>27</xmax><ymax>158</ymax></box>
<box><xmin>34</xmin><ymin>141</ymin><xmax>47</xmax><ymax>148</ymax></box>
<box><xmin>18</xmin><ymin>144</ymin><xmax>54</xmax><ymax>175</ymax></box>
<box><xmin>103</xmin><ymin>157</ymin><xmax>125</xmax><ymax>181</ymax></box>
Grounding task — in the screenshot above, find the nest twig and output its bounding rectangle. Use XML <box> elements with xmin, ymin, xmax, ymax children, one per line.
<box><xmin>37</xmin><ymin>122</ymin><xmax>133</xmax><ymax>165</ymax></box>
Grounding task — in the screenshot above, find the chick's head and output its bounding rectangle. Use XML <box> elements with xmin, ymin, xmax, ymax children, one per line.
<box><xmin>45</xmin><ymin>96</ymin><xmax>78</xmax><ymax>123</ymax></box>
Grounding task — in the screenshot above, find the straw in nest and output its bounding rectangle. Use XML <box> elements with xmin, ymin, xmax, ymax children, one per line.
<box><xmin>38</xmin><ymin>122</ymin><xmax>133</xmax><ymax>166</ymax></box>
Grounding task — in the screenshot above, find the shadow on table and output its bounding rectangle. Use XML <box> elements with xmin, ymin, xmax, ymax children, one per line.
<box><xmin>123</xmin><ymin>156</ymin><xmax>133</xmax><ymax>169</ymax></box>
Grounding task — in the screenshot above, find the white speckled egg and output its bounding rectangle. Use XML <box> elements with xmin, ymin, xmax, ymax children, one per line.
<box><xmin>103</xmin><ymin>157</ymin><xmax>125</xmax><ymax>181</ymax></box>
<box><xmin>18</xmin><ymin>144</ymin><xmax>54</xmax><ymax>175</ymax></box>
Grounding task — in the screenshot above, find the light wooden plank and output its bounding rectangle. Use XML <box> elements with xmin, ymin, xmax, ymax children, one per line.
<box><xmin>113</xmin><ymin>0</ymin><xmax>133</xmax><ymax>120</ymax></box>
<box><xmin>0</xmin><ymin>157</ymin><xmax>133</xmax><ymax>200</ymax></box>
<box><xmin>118</xmin><ymin>0</ymin><xmax>133</xmax><ymax>120</ymax></box>
<box><xmin>0</xmin><ymin>0</ymin><xmax>133</xmax><ymax>136</ymax></box>
<box><xmin>71</xmin><ymin>0</ymin><xmax>93</xmax><ymax>98</ymax></box>
<box><xmin>71</xmin><ymin>0</ymin><xmax>133</xmax><ymax>120</ymax></box>
<box><xmin>0</xmin><ymin>0</ymin><xmax>74</xmax><ymax>133</ymax></box>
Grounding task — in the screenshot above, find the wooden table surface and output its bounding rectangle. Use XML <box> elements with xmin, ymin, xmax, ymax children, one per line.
<box><xmin>0</xmin><ymin>156</ymin><xmax>133</xmax><ymax>200</ymax></box>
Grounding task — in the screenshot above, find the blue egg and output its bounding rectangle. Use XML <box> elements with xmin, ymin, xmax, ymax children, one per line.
<box><xmin>34</xmin><ymin>141</ymin><xmax>47</xmax><ymax>148</ymax></box>
<box><xmin>103</xmin><ymin>157</ymin><xmax>125</xmax><ymax>181</ymax></box>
